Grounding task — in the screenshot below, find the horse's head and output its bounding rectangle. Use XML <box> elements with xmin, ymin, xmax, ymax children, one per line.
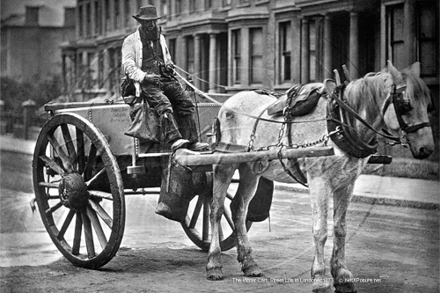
<box><xmin>381</xmin><ymin>61</ymin><xmax>435</xmax><ymax>159</ymax></box>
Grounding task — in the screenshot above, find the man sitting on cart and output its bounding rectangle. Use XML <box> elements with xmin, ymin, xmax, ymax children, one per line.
<box><xmin>122</xmin><ymin>5</ymin><xmax>208</xmax><ymax>152</ymax></box>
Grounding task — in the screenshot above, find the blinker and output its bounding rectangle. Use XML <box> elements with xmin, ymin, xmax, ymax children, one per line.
<box><xmin>391</xmin><ymin>83</ymin><xmax>431</xmax><ymax>134</ymax></box>
<box><xmin>394</xmin><ymin>85</ymin><xmax>412</xmax><ymax>114</ymax></box>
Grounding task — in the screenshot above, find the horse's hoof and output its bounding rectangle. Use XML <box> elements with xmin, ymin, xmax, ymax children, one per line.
<box><xmin>243</xmin><ymin>265</ymin><xmax>263</xmax><ymax>277</ymax></box>
<box><xmin>206</xmin><ymin>268</ymin><xmax>224</xmax><ymax>281</ymax></box>
<box><xmin>312</xmin><ymin>280</ymin><xmax>332</xmax><ymax>293</ymax></box>
<box><xmin>207</xmin><ymin>274</ymin><xmax>224</xmax><ymax>281</ymax></box>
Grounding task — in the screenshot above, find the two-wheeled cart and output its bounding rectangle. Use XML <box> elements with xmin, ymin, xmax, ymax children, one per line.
<box><xmin>32</xmin><ymin>99</ymin><xmax>335</xmax><ymax>269</ymax></box>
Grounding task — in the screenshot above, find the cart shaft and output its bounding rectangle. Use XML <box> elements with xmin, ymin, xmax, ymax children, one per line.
<box><xmin>174</xmin><ymin>146</ymin><xmax>334</xmax><ymax>167</ymax></box>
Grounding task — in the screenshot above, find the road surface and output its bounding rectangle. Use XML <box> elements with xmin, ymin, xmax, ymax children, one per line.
<box><xmin>0</xmin><ymin>152</ymin><xmax>439</xmax><ymax>292</ymax></box>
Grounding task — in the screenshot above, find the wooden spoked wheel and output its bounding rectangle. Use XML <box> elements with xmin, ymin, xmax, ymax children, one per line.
<box><xmin>181</xmin><ymin>173</ymin><xmax>252</xmax><ymax>252</ymax></box>
<box><xmin>32</xmin><ymin>113</ymin><xmax>125</xmax><ymax>269</ymax></box>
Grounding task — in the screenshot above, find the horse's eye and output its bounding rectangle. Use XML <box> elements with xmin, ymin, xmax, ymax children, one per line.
<box><xmin>225</xmin><ymin>111</ymin><xmax>235</xmax><ymax>120</ymax></box>
<box><xmin>400</xmin><ymin>99</ymin><xmax>412</xmax><ymax>113</ymax></box>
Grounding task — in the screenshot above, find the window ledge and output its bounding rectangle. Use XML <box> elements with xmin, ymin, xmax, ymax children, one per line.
<box><xmin>236</xmin><ymin>3</ymin><xmax>251</xmax><ymax>8</ymax></box>
<box><xmin>218</xmin><ymin>6</ymin><xmax>231</xmax><ymax>12</ymax></box>
<box><xmin>256</xmin><ymin>0</ymin><xmax>270</xmax><ymax>6</ymax></box>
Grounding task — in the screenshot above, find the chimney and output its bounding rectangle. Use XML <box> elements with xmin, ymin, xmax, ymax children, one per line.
<box><xmin>25</xmin><ymin>6</ymin><xmax>40</xmax><ymax>26</ymax></box>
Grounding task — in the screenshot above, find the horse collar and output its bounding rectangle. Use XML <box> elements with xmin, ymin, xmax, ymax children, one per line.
<box><xmin>327</xmin><ymin>85</ymin><xmax>379</xmax><ymax>158</ymax></box>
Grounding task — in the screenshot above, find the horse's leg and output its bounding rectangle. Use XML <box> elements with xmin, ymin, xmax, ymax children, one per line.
<box><xmin>232</xmin><ymin>164</ymin><xmax>262</xmax><ymax>277</ymax></box>
<box><xmin>206</xmin><ymin>163</ymin><xmax>237</xmax><ymax>280</ymax></box>
<box><xmin>309</xmin><ymin>177</ymin><xmax>332</xmax><ymax>293</ymax></box>
<box><xmin>331</xmin><ymin>182</ymin><xmax>357</xmax><ymax>293</ymax></box>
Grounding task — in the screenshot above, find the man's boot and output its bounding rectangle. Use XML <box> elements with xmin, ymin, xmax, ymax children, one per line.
<box><xmin>160</xmin><ymin>111</ymin><xmax>189</xmax><ymax>150</ymax></box>
<box><xmin>177</xmin><ymin>114</ymin><xmax>209</xmax><ymax>151</ymax></box>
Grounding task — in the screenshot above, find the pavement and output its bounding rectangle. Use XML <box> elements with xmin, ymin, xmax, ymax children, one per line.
<box><xmin>1</xmin><ymin>134</ymin><xmax>439</xmax><ymax>209</ymax></box>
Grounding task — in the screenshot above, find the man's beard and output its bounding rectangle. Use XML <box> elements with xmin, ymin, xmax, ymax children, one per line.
<box><xmin>140</xmin><ymin>26</ymin><xmax>159</xmax><ymax>40</ymax></box>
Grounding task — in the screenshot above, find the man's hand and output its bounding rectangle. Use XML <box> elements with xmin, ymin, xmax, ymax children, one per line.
<box><xmin>143</xmin><ymin>73</ymin><xmax>160</xmax><ymax>84</ymax></box>
<box><xmin>164</xmin><ymin>64</ymin><xmax>176</xmax><ymax>76</ymax></box>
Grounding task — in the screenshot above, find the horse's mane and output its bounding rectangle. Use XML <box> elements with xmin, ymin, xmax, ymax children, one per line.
<box><xmin>344</xmin><ymin>72</ymin><xmax>387</xmax><ymax>122</ymax></box>
<box><xmin>344</xmin><ymin>68</ymin><xmax>431</xmax><ymax>120</ymax></box>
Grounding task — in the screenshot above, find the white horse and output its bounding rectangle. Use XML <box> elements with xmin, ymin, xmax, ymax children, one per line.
<box><xmin>206</xmin><ymin>62</ymin><xmax>434</xmax><ymax>293</ymax></box>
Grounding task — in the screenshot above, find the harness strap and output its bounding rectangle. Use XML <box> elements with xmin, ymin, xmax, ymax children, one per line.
<box><xmin>284</xmin><ymin>90</ymin><xmax>309</xmax><ymax>186</ymax></box>
<box><xmin>337</xmin><ymin>92</ymin><xmax>378</xmax><ymax>152</ymax></box>
<box><xmin>277</xmin><ymin>147</ymin><xmax>308</xmax><ymax>188</ymax></box>
<box><xmin>330</xmin><ymin>85</ymin><xmax>401</xmax><ymax>142</ymax></box>
<box><xmin>248</xmin><ymin>102</ymin><xmax>275</xmax><ymax>151</ymax></box>
<box><xmin>404</xmin><ymin>122</ymin><xmax>431</xmax><ymax>133</ymax></box>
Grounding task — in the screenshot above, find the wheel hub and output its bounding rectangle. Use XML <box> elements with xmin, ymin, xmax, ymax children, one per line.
<box><xmin>59</xmin><ymin>173</ymin><xmax>90</xmax><ymax>209</ymax></box>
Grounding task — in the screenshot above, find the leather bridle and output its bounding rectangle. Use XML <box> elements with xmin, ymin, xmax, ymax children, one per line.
<box><xmin>330</xmin><ymin>80</ymin><xmax>431</xmax><ymax>149</ymax></box>
<box><xmin>382</xmin><ymin>84</ymin><xmax>431</xmax><ymax>134</ymax></box>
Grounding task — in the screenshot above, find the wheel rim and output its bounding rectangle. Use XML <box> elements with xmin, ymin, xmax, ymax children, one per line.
<box><xmin>181</xmin><ymin>172</ymin><xmax>252</xmax><ymax>252</ymax></box>
<box><xmin>32</xmin><ymin>113</ymin><xmax>125</xmax><ymax>269</ymax></box>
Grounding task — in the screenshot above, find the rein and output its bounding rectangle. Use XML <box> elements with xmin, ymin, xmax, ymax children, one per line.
<box><xmin>176</xmin><ymin>68</ymin><xmax>428</xmax><ymax>159</ymax></box>
<box><xmin>175</xmin><ymin>70</ymin><xmax>328</xmax><ymax>125</ymax></box>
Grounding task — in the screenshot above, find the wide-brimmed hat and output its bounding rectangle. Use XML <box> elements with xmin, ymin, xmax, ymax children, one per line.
<box><xmin>132</xmin><ymin>5</ymin><xmax>164</xmax><ymax>22</ymax></box>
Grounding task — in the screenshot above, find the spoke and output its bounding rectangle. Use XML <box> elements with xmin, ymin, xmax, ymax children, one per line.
<box><xmin>189</xmin><ymin>196</ymin><xmax>204</xmax><ymax>229</ymax></box>
<box><xmin>76</xmin><ymin>127</ymin><xmax>85</xmax><ymax>174</ymax></box>
<box><xmin>223</xmin><ymin>208</ymin><xmax>234</xmax><ymax>230</ymax></box>
<box><xmin>202</xmin><ymin>196</ymin><xmax>210</xmax><ymax>243</ymax></box>
<box><xmin>86</xmin><ymin>167</ymin><xmax>106</xmax><ymax>186</ymax></box>
<box><xmin>38</xmin><ymin>181</ymin><xmax>60</xmax><ymax>189</ymax></box>
<box><xmin>45</xmin><ymin>201</ymin><xmax>63</xmax><ymax>216</ymax></box>
<box><xmin>72</xmin><ymin>213</ymin><xmax>82</xmax><ymax>255</ymax></box>
<box><xmin>89</xmin><ymin>191</ymin><xmax>114</xmax><ymax>201</ymax></box>
<box><xmin>47</xmin><ymin>133</ymin><xmax>74</xmax><ymax>173</ymax></box>
<box><xmin>58</xmin><ymin>210</ymin><xmax>76</xmax><ymax>240</ymax></box>
<box><xmin>86</xmin><ymin>206</ymin><xmax>107</xmax><ymax>249</ymax></box>
<box><xmin>39</xmin><ymin>155</ymin><xmax>65</xmax><ymax>176</ymax></box>
<box><xmin>83</xmin><ymin>144</ymin><xmax>97</xmax><ymax>179</ymax></box>
<box><xmin>89</xmin><ymin>199</ymin><xmax>113</xmax><ymax>229</ymax></box>
<box><xmin>81</xmin><ymin>211</ymin><xmax>96</xmax><ymax>258</ymax></box>
<box><xmin>61</xmin><ymin>124</ymin><xmax>77</xmax><ymax>168</ymax></box>
<box><xmin>226</xmin><ymin>192</ymin><xmax>234</xmax><ymax>201</ymax></box>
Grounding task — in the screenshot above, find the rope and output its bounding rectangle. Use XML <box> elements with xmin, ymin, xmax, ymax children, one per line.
<box><xmin>174</xmin><ymin>68</ymin><xmax>330</xmax><ymax>125</ymax></box>
<box><xmin>175</xmin><ymin>65</ymin><xmax>228</xmax><ymax>91</ymax></box>
<box><xmin>174</xmin><ymin>68</ymin><xmax>223</xmax><ymax>105</ymax></box>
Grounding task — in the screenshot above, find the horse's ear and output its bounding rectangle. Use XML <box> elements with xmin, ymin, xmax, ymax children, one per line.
<box><xmin>383</xmin><ymin>60</ymin><xmax>402</xmax><ymax>82</ymax></box>
<box><xmin>324</xmin><ymin>79</ymin><xmax>337</xmax><ymax>95</ymax></box>
<box><xmin>409</xmin><ymin>62</ymin><xmax>421</xmax><ymax>77</ymax></box>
